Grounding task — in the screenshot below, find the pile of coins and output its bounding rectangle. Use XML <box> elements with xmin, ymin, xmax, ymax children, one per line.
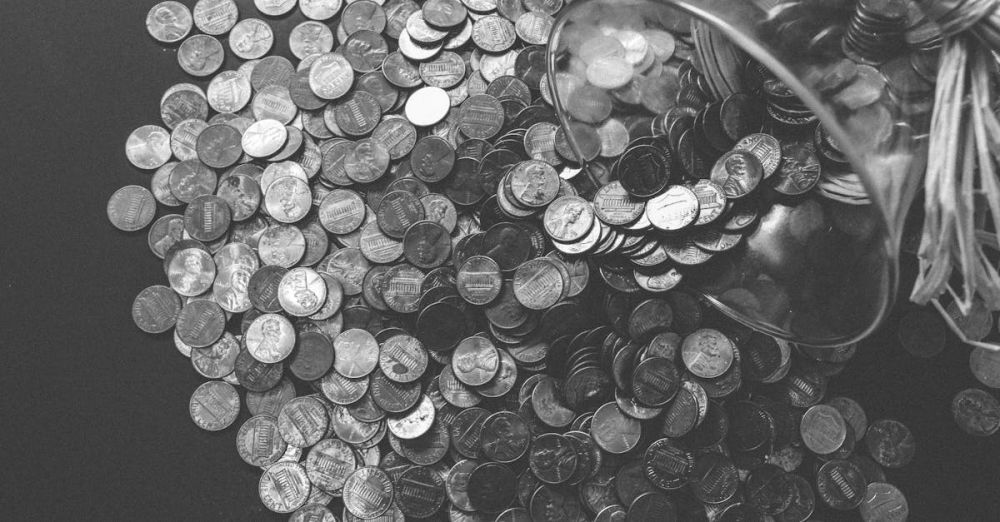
<box><xmin>107</xmin><ymin>0</ymin><xmax>930</xmax><ymax>520</ymax></box>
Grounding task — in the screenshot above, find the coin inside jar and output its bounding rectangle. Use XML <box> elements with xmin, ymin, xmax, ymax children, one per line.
<box><xmin>682</xmin><ymin>328</ymin><xmax>735</xmax><ymax>379</ymax></box>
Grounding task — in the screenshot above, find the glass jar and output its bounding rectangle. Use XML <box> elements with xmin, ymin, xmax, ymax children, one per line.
<box><xmin>547</xmin><ymin>0</ymin><xmax>931</xmax><ymax>346</ymax></box>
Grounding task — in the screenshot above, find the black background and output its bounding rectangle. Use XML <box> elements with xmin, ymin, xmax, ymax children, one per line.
<box><xmin>2</xmin><ymin>0</ymin><xmax>998</xmax><ymax>520</ymax></box>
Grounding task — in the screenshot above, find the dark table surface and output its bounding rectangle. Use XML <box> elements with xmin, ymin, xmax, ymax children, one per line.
<box><xmin>2</xmin><ymin>0</ymin><xmax>998</xmax><ymax>520</ymax></box>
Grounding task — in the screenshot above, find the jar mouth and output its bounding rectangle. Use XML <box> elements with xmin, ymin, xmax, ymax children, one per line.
<box><xmin>547</xmin><ymin>0</ymin><xmax>906</xmax><ymax>346</ymax></box>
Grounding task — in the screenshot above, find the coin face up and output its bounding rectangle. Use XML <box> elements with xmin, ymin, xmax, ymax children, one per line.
<box><xmin>147</xmin><ymin>1</ymin><xmax>193</xmax><ymax>43</ymax></box>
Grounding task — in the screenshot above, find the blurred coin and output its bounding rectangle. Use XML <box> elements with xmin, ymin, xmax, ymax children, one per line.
<box><xmin>864</xmin><ymin>419</ymin><xmax>916</xmax><ymax>468</ymax></box>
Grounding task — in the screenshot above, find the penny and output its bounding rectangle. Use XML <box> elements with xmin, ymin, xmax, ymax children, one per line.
<box><xmin>529</xmin><ymin>433</ymin><xmax>578</xmax><ymax>485</ymax></box>
<box><xmin>865</xmin><ymin>419</ymin><xmax>916</xmax><ymax>468</ymax></box>
<box><xmin>237</xmin><ymin>415</ymin><xmax>287</xmax><ymax>467</ymax></box>
<box><xmin>452</xmin><ymin>336</ymin><xmax>500</xmax><ymax>386</ymax></box>
<box><xmin>243</xmin><ymin>119</ymin><xmax>288</xmax><ymax>158</ymax></box>
<box><xmin>455</xmin><ymin>255</ymin><xmax>502</xmax><ymax>305</ymax></box>
<box><xmin>816</xmin><ymin>459</ymin><xmax>866</xmax><ymax>510</ymax></box>
<box><xmin>192</xmin><ymin>332</ymin><xmax>241</xmax><ymax>379</ymax></box>
<box><xmin>334</xmin><ymin>328</ymin><xmax>380</xmax><ymax>378</ymax></box>
<box><xmin>189</xmin><ymin>380</ymin><xmax>240</xmax><ymax>431</ymax></box>
<box><xmin>126</xmin><ymin>125</ymin><xmax>173</xmax><ymax>170</ymax></box>
<box><xmin>772</xmin><ymin>142</ymin><xmax>822</xmax><ymax>195</ymax></box>
<box><xmin>258</xmin><ymin>224</ymin><xmax>307</xmax><ymax>268</ymax></box>
<box><xmin>320</xmin><ymin>370</ymin><xmax>368</xmax><ymax>405</ymax></box>
<box><xmin>259</xmin><ymin>462</ymin><xmax>312</xmax><ymax>514</ymax></box>
<box><xmin>591</xmin><ymin>402</ymin><xmax>641</xmax><ymax>454</ymax></box>
<box><xmin>255</xmin><ymin>0</ymin><xmax>297</xmax><ymax>16</ymax></box>
<box><xmin>480</xmin><ymin>411</ymin><xmax>531</xmax><ymax>463</ymax></box>
<box><xmin>193</xmin><ymin>0</ymin><xmax>238</xmax><ymax>35</ymax></box>
<box><xmin>300</xmin><ymin>0</ymin><xmax>342</xmax><ymax>20</ymax></box>
<box><xmin>631</xmin><ymin>357</ymin><xmax>680</xmax><ymax>407</ymax></box>
<box><xmin>343</xmin><ymin>1</ymin><xmax>388</xmax><ymax>34</ymax></box>
<box><xmin>800</xmin><ymin>404</ymin><xmax>848</xmax><ymax>455</ymax></box>
<box><xmin>290</xmin><ymin>21</ymin><xmax>335</xmax><ymax>60</ymax></box>
<box><xmin>406</xmin><ymin>87</ymin><xmax>451</xmax><ymax>127</ymax></box>
<box><xmin>246</xmin><ymin>313</ymin><xmax>296</xmax><ymax>363</ymax></box>
<box><xmin>147</xmin><ymin>1</ymin><xmax>193</xmax><ymax>43</ymax></box>
<box><xmin>230</xmin><ymin>18</ymin><xmax>275</xmax><ymax>60</ymax></box>
<box><xmin>107</xmin><ymin>185</ymin><xmax>157</xmax><ymax>233</ymax></box>
<box><xmin>176</xmin><ymin>299</ymin><xmax>227</xmax><ymax>348</ymax></box>
<box><xmin>459</xmin><ymin>94</ymin><xmax>504</xmax><ymax>139</ymax></box>
<box><xmin>247</xmin><ymin>377</ymin><xmax>296</xmax><ymax>416</ymax></box>
<box><xmin>318</xmin><ymin>189</ymin><xmax>366</xmax><ymax>235</ymax></box>
<box><xmin>468</xmin><ymin>462</ymin><xmax>517</xmax><ymax>513</ymax></box>
<box><xmin>859</xmin><ymin>482</ymin><xmax>909</xmax><ymax>522</ymax></box>
<box><xmin>643</xmin><ymin>438</ymin><xmax>693</xmax><ymax>491</ymax></box>
<box><xmin>382</xmin><ymin>263</ymin><xmax>424</xmax><ymax>313</ymax></box>
<box><xmin>682</xmin><ymin>328</ymin><xmax>735</xmax><ymax>379</ymax></box>
<box><xmin>395</xmin><ymin>465</ymin><xmax>447</xmax><ymax>518</ymax></box>
<box><xmin>288</xmin><ymin>331</ymin><xmax>335</xmax><ymax>381</ymax></box>
<box><xmin>646</xmin><ymin>185</ymin><xmax>699</xmax><ymax>232</ymax></box>
<box><xmin>952</xmin><ymin>388</ymin><xmax>1000</xmax><ymax>437</ymax></box>
<box><xmin>619</xmin><ymin>146</ymin><xmax>671</xmax><ymax>198</ymax></box>
<box><xmin>310</xmin><ymin>53</ymin><xmax>355</xmax><ymax>100</ymax></box>
<box><xmin>132</xmin><ymin>285</ymin><xmax>182</xmax><ymax>334</ymax></box>
<box><xmin>513</xmin><ymin>257</ymin><xmax>564</xmax><ymax>310</ymax></box>
<box><xmin>734</xmin><ymin>133</ymin><xmax>781</xmax><ymax>179</ymax></box>
<box><xmin>178</xmin><ymin>34</ymin><xmax>225</xmax><ymax>77</ymax></box>
<box><xmin>472</xmin><ymin>15</ymin><xmax>517</xmax><ymax>52</ymax></box>
<box><xmin>710</xmin><ymin>150</ymin><xmax>764</xmax><ymax>199</ymax></box>
<box><xmin>544</xmin><ymin>196</ymin><xmax>595</xmax><ymax>243</ymax></box>
<box><xmin>278</xmin><ymin>396</ymin><xmax>330</xmax><ymax>448</ymax></box>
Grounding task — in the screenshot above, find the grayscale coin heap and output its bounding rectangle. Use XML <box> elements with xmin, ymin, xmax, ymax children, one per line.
<box><xmin>115</xmin><ymin>0</ymin><xmax>926</xmax><ymax>520</ymax></box>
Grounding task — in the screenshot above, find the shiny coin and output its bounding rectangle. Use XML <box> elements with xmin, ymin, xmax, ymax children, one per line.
<box><xmin>243</xmin><ymin>119</ymin><xmax>288</xmax><ymax>158</ymax></box>
<box><xmin>646</xmin><ymin>185</ymin><xmax>699</xmax><ymax>232</ymax></box>
<box><xmin>278</xmin><ymin>268</ymin><xmax>327</xmax><ymax>317</ymax></box>
<box><xmin>334</xmin><ymin>328</ymin><xmax>380</xmax><ymax>378</ymax></box>
<box><xmin>189</xmin><ymin>380</ymin><xmax>240</xmax><ymax>431</ymax></box>
<box><xmin>230</xmin><ymin>18</ymin><xmax>274</xmax><ymax>60</ymax></box>
<box><xmin>897</xmin><ymin>308</ymin><xmax>946</xmax><ymax>358</ymax></box>
<box><xmin>176</xmin><ymin>299</ymin><xmax>226</xmax><ymax>348</ymax></box>
<box><xmin>734</xmin><ymin>133</ymin><xmax>781</xmax><ymax>178</ymax></box>
<box><xmin>343</xmin><ymin>467</ymin><xmax>394</xmax><ymax>519</ymax></box>
<box><xmin>147</xmin><ymin>1</ymin><xmax>193</xmax><ymax>43</ymax></box>
<box><xmin>126</xmin><ymin>125</ymin><xmax>172</xmax><ymax>170</ymax></box>
<box><xmin>593</xmin><ymin>181</ymin><xmax>644</xmax><ymax>226</ymax></box>
<box><xmin>691</xmin><ymin>180</ymin><xmax>727</xmax><ymax>225</ymax></box>
<box><xmin>513</xmin><ymin>257</ymin><xmax>565</xmax><ymax>310</ymax></box>
<box><xmin>472</xmin><ymin>15</ymin><xmax>516</xmax><ymax>52</ymax></box>
<box><xmin>107</xmin><ymin>185</ymin><xmax>156</xmax><ymax>232</ymax></box>
<box><xmin>682</xmin><ymin>328</ymin><xmax>735</xmax><ymax>378</ymax></box>
<box><xmin>379</xmin><ymin>334</ymin><xmax>428</xmax><ymax>383</ymax></box>
<box><xmin>246</xmin><ymin>313</ymin><xmax>296</xmax><ymax>363</ymax></box>
<box><xmin>710</xmin><ymin>150</ymin><xmax>764</xmax><ymax>199</ymax></box>
<box><xmin>255</xmin><ymin>0</ymin><xmax>298</xmax><ymax>16</ymax></box>
<box><xmin>300</xmin><ymin>0</ymin><xmax>342</xmax><ymax>20</ymax></box>
<box><xmin>544</xmin><ymin>196</ymin><xmax>595</xmax><ymax>243</ymax></box>
<box><xmin>406</xmin><ymin>87</ymin><xmax>451</xmax><ymax>126</ymax></box>
<box><xmin>457</xmin><ymin>255</ymin><xmax>502</xmax><ymax>305</ymax></box>
<box><xmin>310</xmin><ymin>53</ymin><xmax>355</xmax><ymax>100</ymax></box>
<box><xmin>318</xmin><ymin>189</ymin><xmax>366</xmax><ymax>234</ymax></box>
<box><xmin>259</xmin><ymin>462</ymin><xmax>311</xmax><ymax>514</ymax></box>
<box><xmin>591</xmin><ymin>402</ymin><xmax>641</xmax><ymax>454</ymax></box>
<box><xmin>289</xmin><ymin>21</ymin><xmax>335</xmax><ymax>60</ymax></box>
<box><xmin>800</xmin><ymin>404</ymin><xmax>848</xmax><ymax>455</ymax></box>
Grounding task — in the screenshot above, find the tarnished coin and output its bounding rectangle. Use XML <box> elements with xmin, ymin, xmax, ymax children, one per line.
<box><xmin>816</xmin><ymin>459</ymin><xmax>866</xmax><ymax>510</ymax></box>
<box><xmin>682</xmin><ymin>328</ymin><xmax>735</xmax><ymax>379</ymax></box>
<box><xmin>544</xmin><ymin>196</ymin><xmax>595</xmax><ymax>243</ymax></box>
<box><xmin>952</xmin><ymin>388</ymin><xmax>1000</xmax><ymax>437</ymax></box>
<box><xmin>197</xmin><ymin>123</ymin><xmax>244</xmax><ymax>169</ymax></box>
<box><xmin>403</xmin><ymin>221</ymin><xmax>452</xmax><ymax>269</ymax></box>
<box><xmin>189</xmin><ymin>380</ymin><xmax>240</xmax><ymax>431</ymax></box>
<box><xmin>800</xmin><ymin>404</ymin><xmax>848</xmax><ymax>455</ymax></box>
<box><xmin>132</xmin><ymin>285</ymin><xmax>182</xmax><ymax>334</ymax></box>
<box><xmin>247</xmin><ymin>376</ymin><xmax>296</xmax><ymax>416</ymax></box>
<box><xmin>184</xmin><ymin>194</ymin><xmax>231</xmax><ymax>242</ymax></box>
<box><xmin>237</xmin><ymin>415</ymin><xmax>287</xmax><ymax>467</ymax></box>
<box><xmin>246</xmin><ymin>313</ymin><xmax>296</xmax><ymax>363</ymax></box>
<box><xmin>865</xmin><ymin>419</ymin><xmax>916</xmax><ymax>468</ymax></box>
<box><xmin>178</xmin><ymin>35</ymin><xmax>225</xmax><ymax>77</ymax></box>
<box><xmin>396</xmin><ymin>465</ymin><xmax>447</xmax><ymax>518</ymax></box>
<box><xmin>176</xmin><ymin>299</ymin><xmax>227</xmax><ymax>348</ymax></box>
<box><xmin>278</xmin><ymin>396</ymin><xmax>330</xmax><ymax>448</ymax></box>
<box><xmin>147</xmin><ymin>1</ymin><xmax>193</xmax><ymax>43</ymax></box>
<box><xmin>859</xmin><ymin>482</ymin><xmax>909</xmax><ymax>522</ymax></box>
<box><xmin>459</xmin><ymin>94</ymin><xmax>505</xmax><ymax>139</ymax></box>
<box><xmin>772</xmin><ymin>142</ymin><xmax>822</xmax><ymax>195</ymax></box>
<box><xmin>193</xmin><ymin>0</ymin><xmax>239</xmax><ymax>35</ymax></box>
<box><xmin>290</xmin><ymin>505</ymin><xmax>336</xmax><ymax>522</ymax></box>
<box><xmin>689</xmin><ymin>452</ymin><xmax>739</xmax><ymax>505</ymax></box>
<box><xmin>472</xmin><ymin>15</ymin><xmax>516</xmax><ymax>52</ymax></box>
<box><xmin>646</xmin><ymin>185</ymin><xmax>699</xmax><ymax>232</ymax></box>
<box><xmin>259</xmin><ymin>462</ymin><xmax>311</xmax><ymax>514</ymax></box>
<box><xmin>529</xmin><ymin>433</ymin><xmax>578</xmax><ymax>485</ymax></box>
<box><xmin>343</xmin><ymin>467</ymin><xmax>394</xmax><ymax>519</ymax></box>
<box><xmin>468</xmin><ymin>462</ymin><xmax>517</xmax><ymax>513</ymax></box>
<box><xmin>710</xmin><ymin>150</ymin><xmax>764</xmax><ymax>199</ymax></box>
<box><xmin>379</xmin><ymin>334</ymin><xmax>428</xmax><ymax>384</ymax></box>
<box><xmin>334</xmin><ymin>328</ymin><xmax>380</xmax><ymax>378</ymax></box>
<box><xmin>107</xmin><ymin>185</ymin><xmax>157</xmax><ymax>232</ymax></box>
<box><xmin>126</xmin><ymin>125</ymin><xmax>172</xmax><ymax>170</ymax></box>
<box><xmin>192</xmin><ymin>332</ymin><xmax>241</xmax><ymax>379</ymax></box>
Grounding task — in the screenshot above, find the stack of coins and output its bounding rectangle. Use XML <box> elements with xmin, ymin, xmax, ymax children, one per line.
<box><xmin>843</xmin><ymin>0</ymin><xmax>910</xmax><ymax>65</ymax></box>
<box><xmin>114</xmin><ymin>1</ymin><xmax>926</xmax><ymax>520</ymax></box>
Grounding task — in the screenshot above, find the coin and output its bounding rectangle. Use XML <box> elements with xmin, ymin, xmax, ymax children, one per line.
<box><xmin>452</xmin><ymin>336</ymin><xmax>500</xmax><ymax>386</ymax></box>
<box><xmin>178</xmin><ymin>34</ymin><xmax>225</xmax><ymax>77</ymax></box>
<box><xmin>107</xmin><ymin>185</ymin><xmax>157</xmax><ymax>232</ymax></box>
<box><xmin>646</xmin><ymin>185</ymin><xmax>699</xmax><ymax>231</ymax></box>
<box><xmin>259</xmin><ymin>461</ymin><xmax>312</xmax><ymax>513</ymax></box>
<box><xmin>682</xmin><ymin>328</ymin><xmax>735</xmax><ymax>379</ymax></box>
<box><xmin>406</xmin><ymin>87</ymin><xmax>452</xmax><ymax>126</ymax></box>
<box><xmin>710</xmin><ymin>150</ymin><xmax>764</xmax><ymax>199</ymax></box>
<box><xmin>334</xmin><ymin>328</ymin><xmax>380</xmax><ymax>378</ymax></box>
<box><xmin>859</xmin><ymin>482</ymin><xmax>909</xmax><ymax>522</ymax></box>
<box><xmin>300</xmin><ymin>0</ymin><xmax>342</xmax><ymax>20</ymax></box>
<box><xmin>591</xmin><ymin>402</ymin><xmax>641</xmax><ymax>454</ymax></box>
<box><xmin>189</xmin><ymin>380</ymin><xmax>240</xmax><ymax>431</ymax></box>
<box><xmin>952</xmin><ymin>388</ymin><xmax>1000</xmax><ymax>437</ymax></box>
<box><xmin>132</xmin><ymin>285</ymin><xmax>182</xmax><ymax>334</ymax></box>
<box><xmin>772</xmin><ymin>142</ymin><xmax>822</xmax><ymax>195</ymax></box>
<box><xmin>147</xmin><ymin>1</ymin><xmax>193</xmax><ymax>43</ymax></box>
<box><xmin>246</xmin><ymin>313</ymin><xmax>296</xmax><ymax>363</ymax></box>
<box><xmin>343</xmin><ymin>467</ymin><xmax>394</xmax><ymax>519</ymax></box>
<box><xmin>513</xmin><ymin>257</ymin><xmax>564</xmax><ymax>310</ymax></box>
<box><xmin>864</xmin><ymin>419</ymin><xmax>916</xmax><ymax>468</ymax></box>
<box><xmin>277</xmin><ymin>396</ymin><xmax>330</xmax><ymax>448</ymax></box>
<box><xmin>237</xmin><ymin>415</ymin><xmax>287</xmax><ymax>467</ymax></box>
